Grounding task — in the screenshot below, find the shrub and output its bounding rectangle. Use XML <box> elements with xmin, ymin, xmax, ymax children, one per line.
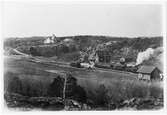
<box><xmin>107</xmin><ymin>81</ymin><xmax>128</xmax><ymax>105</ymax></box>
<box><xmin>86</xmin><ymin>84</ymin><xmax>109</xmax><ymax>107</ymax></box>
<box><xmin>130</xmin><ymin>82</ymin><xmax>149</xmax><ymax>98</ymax></box>
<box><xmin>84</xmin><ymin>78</ymin><xmax>163</xmax><ymax>109</ymax></box>
<box><xmin>73</xmin><ymin>85</ymin><xmax>87</xmax><ymax>103</ymax></box>
<box><xmin>7</xmin><ymin>76</ymin><xmax>22</xmax><ymax>94</ymax></box>
<box><xmin>47</xmin><ymin>76</ymin><xmax>64</xmax><ymax>97</ymax></box>
<box><xmin>30</xmin><ymin>47</ymin><xmax>41</xmax><ymax>56</ymax></box>
<box><xmin>149</xmin><ymin>83</ymin><xmax>163</xmax><ymax>98</ymax></box>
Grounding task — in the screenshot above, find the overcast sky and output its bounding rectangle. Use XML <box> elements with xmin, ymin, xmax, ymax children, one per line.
<box><xmin>2</xmin><ymin>2</ymin><xmax>162</xmax><ymax>38</ymax></box>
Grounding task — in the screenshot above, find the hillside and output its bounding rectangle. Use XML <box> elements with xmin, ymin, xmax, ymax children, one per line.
<box><xmin>4</xmin><ymin>36</ymin><xmax>162</xmax><ymax>50</ymax></box>
<box><xmin>4</xmin><ymin>35</ymin><xmax>163</xmax><ymax>68</ymax></box>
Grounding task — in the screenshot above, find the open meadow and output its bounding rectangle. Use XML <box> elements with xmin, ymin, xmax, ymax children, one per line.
<box><xmin>4</xmin><ymin>55</ymin><xmax>163</xmax><ymax>110</ymax></box>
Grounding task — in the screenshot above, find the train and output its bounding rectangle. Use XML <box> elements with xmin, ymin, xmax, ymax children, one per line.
<box><xmin>70</xmin><ymin>61</ymin><xmax>139</xmax><ymax>73</ymax></box>
<box><xmin>95</xmin><ymin>63</ymin><xmax>139</xmax><ymax>73</ymax></box>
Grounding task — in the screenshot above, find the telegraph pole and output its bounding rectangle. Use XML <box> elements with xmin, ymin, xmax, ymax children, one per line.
<box><xmin>63</xmin><ymin>74</ymin><xmax>67</xmax><ymax>101</ymax></box>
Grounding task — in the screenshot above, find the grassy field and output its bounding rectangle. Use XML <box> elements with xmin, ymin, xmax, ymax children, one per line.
<box><xmin>4</xmin><ymin>55</ymin><xmax>163</xmax><ymax>110</ymax></box>
<box><xmin>4</xmin><ymin>55</ymin><xmax>138</xmax><ymax>88</ymax></box>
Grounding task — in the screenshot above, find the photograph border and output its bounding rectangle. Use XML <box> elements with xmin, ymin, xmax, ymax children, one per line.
<box><xmin>0</xmin><ymin>0</ymin><xmax>166</xmax><ymax>115</ymax></box>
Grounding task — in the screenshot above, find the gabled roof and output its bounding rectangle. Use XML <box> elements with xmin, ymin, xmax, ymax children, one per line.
<box><xmin>137</xmin><ymin>65</ymin><xmax>157</xmax><ymax>74</ymax></box>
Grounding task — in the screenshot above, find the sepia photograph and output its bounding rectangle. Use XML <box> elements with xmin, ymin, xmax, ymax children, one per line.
<box><xmin>1</xmin><ymin>0</ymin><xmax>166</xmax><ymax>112</ymax></box>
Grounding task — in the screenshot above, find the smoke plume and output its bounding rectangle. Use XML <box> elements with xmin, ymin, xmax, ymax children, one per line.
<box><xmin>136</xmin><ymin>48</ymin><xmax>154</xmax><ymax>65</ymax></box>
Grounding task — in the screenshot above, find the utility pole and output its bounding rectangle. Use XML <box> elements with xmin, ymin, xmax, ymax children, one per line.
<box><xmin>63</xmin><ymin>74</ymin><xmax>67</xmax><ymax>101</ymax></box>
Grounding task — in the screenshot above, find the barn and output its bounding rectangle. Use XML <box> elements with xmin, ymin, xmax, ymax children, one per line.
<box><xmin>137</xmin><ymin>65</ymin><xmax>162</xmax><ymax>81</ymax></box>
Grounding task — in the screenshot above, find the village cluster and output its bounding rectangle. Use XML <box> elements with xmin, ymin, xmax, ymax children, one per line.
<box><xmin>42</xmin><ymin>34</ymin><xmax>163</xmax><ymax>82</ymax></box>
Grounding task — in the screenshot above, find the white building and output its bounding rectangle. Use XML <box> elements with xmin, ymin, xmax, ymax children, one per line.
<box><xmin>44</xmin><ymin>34</ymin><xmax>56</xmax><ymax>44</ymax></box>
<box><xmin>63</xmin><ymin>38</ymin><xmax>74</xmax><ymax>43</ymax></box>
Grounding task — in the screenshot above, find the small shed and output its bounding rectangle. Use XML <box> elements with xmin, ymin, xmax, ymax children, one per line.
<box><xmin>137</xmin><ymin>65</ymin><xmax>162</xmax><ymax>81</ymax></box>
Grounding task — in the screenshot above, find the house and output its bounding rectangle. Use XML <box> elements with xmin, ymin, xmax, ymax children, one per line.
<box><xmin>137</xmin><ymin>65</ymin><xmax>162</xmax><ymax>81</ymax></box>
<box><xmin>44</xmin><ymin>37</ymin><xmax>54</xmax><ymax>44</ymax></box>
<box><xmin>44</xmin><ymin>34</ymin><xmax>56</xmax><ymax>44</ymax></box>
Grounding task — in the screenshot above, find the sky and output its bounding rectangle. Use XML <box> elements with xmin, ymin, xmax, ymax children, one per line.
<box><xmin>2</xmin><ymin>2</ymin><xmax>162</xmax><ymax>38</ymax></box>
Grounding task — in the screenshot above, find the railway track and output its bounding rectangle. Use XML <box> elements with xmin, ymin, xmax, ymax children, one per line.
<box><xmin>5</xmin><ymin>48</ymin><xmax>137</xmax><ymax>76</ymax></box>
<box><xmin>29</xmin><ymin>57</ymin><xmax>137</xmax><ymax>76</ymax></box>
